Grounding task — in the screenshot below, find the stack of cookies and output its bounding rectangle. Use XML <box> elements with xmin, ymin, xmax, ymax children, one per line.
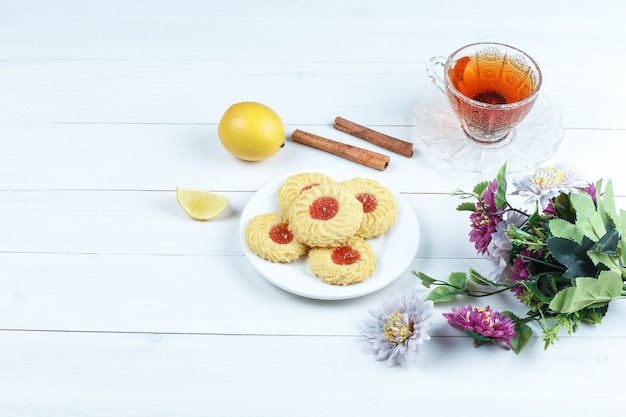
<box><xmin>245</xmin><ymin>172</ymin><xmax>398</xmax><ymax>286</ymax></box>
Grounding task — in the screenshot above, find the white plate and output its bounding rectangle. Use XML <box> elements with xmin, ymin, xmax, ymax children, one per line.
<box><xmin>239</xmin><ymin>169</ymin><xmax>420</xmax><ymax>300</ymax></box>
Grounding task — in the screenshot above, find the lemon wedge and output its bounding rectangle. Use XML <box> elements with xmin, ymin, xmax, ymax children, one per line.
<box><xmin>176</xmin><ymin>187</ymin><xmax>230</xmax><ymax>221</ymax></box>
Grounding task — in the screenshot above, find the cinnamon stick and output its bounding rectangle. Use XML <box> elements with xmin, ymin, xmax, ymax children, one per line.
<box><xmin>291</xmin><ymin>129</ymin><xmax>390</xmax><ymax>171</ymax></box>
<box><xmin>333</xmin><ymin>116</ymin><xmax>413</xmax><ymax>158</ymax></box>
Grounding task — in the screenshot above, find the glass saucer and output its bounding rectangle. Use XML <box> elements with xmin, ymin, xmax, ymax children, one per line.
<box><xmin>413</xmin><ymin>86</ymin><xmax>564</xmax><ymax>175</ymax></box>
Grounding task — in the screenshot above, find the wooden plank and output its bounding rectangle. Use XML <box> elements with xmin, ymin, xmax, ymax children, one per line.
<box><xmin>0</xmin><ymin>330</ymin><xmax>622</xmax><ymax>416</ymax></box>
<box><xmin>1</xmin><ymin>124</ymin><xmax>625</xmax><ymax>193</ymax></box>
<box><xmin>0</xmin><ymin>191</ymin><xmax>475</xmax><ymax>256</ymax></box>
<box><xmin>2</xmin><ymin>252</ymin><xmax>625</xmax><ymax>338</ymax></box>
<box><xmin>2</xmin><ymin>1</ymin><xmax>622</xmax><ymax>62</ymax></box>
<box><xmin>2</xmin><ymin>190</ymin><xmax>579</xmax><ymax>256</ymax></box>
<box><xmin>0</xmin><ymin>253</ymin><xmax>473</xmax><ymax>334</ymax></box>
<box><xmin>1</xmin><ymin>59</ymin><xmax>624</xmax><ymax>129</ymax></box>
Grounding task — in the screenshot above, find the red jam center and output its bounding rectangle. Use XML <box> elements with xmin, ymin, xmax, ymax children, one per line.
<box><xmin>309</xmin><ymin>197</ymin><xmax>339</xmax><ymax>220</ymax></box>
<box><xmin>269</xmin><ymin>223</ymin><xmax>294</xmax><ymax>244</ymax></box>
<box><xmin>331</xmin><ymin>246</ymin><xmax>361</xmax><ymax>265</ymax></box>
<box><xmin>356</xmin><ymin>193</ymin><xmax>377</xmax><ymax>213</ymax></box>
<box><xmin>300</xmin><ymin>183</ymin><xmax>320</xmax><ymax>193</ymax></box>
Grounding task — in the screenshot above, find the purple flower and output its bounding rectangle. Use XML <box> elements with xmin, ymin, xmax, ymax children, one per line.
<box><xmin>543</xmin><ymin>182</ymin><xmax>597</xmax><ymax>216</ymax></box>
<box><xmin>542</xmin><ymin>203</ymin><xmax>557</xmax><ymax>217</ymax></box>
<box><xmin>443</xmin><ymin>305</ymin><xmax>516</xmax><ymax>349</ymax></box>
<box><xmin>509</xmin><ymin>249</ymin><xmax>543</xmax><ymax>297</ymax></box>
<box><xmin>579</xmin><ymin>182</ymin><xmax>597</xmax><ymax>202</ymax></box>
<box><xmin>469</xmin><ymin>179</ymin><xmax>505</xmax><ymax>255</ymax></box>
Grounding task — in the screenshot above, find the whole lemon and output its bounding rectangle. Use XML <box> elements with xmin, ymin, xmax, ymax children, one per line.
<box><xmin>217</xmin><ymin>102</ymin><xmax>285</xmax><ymax>161</ymax></box>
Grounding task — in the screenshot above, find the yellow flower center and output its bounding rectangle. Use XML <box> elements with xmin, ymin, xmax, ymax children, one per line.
<box><xmin>383</xmin><ymin>312</ymin><xmax>411</xmax><ymax>343</ymax></box>
<box><xmin>473</xmin><ymin>213</ymin><xmax>490</xmax><ymax>227</ymax></box>
<box><xmin>466</xmin><ymin>307</ymin><xmax>498</xmax><ymax>331</ymax></box>
<box><xmin>533</xmin><ymin>166</ymin><xmax>566</xmax><ymax>188</ymax></box>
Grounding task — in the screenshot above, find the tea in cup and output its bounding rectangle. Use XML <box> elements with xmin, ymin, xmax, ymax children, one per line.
<box><xmin>426</xmin><ymin>42</ymin><xmax>542</xmax><ymax>144</ymax></box>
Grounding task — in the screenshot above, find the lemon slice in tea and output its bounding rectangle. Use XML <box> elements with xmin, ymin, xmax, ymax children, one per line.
<box><xmin>176</xmin><ymin>188</ymin><xmax>230</xmax><ymax>220</ymax></box>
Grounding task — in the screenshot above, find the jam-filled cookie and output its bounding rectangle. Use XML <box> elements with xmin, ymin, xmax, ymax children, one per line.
<box><xmin>341</xmin><ymin>177</ymin><xmax>398</xmax><ymax>239</ymax></box>
<box><xmin>308</xmin><ymin>236</ymin><xmax>376</xmax><ymax>285</ymax></box>
<box><xmin>277</xmin><ymin>172</ymin><xmax>336</xmax><ymax>215</ymax></box>
<box><xmin>245</xmin><ymin>212</ymin><xmax>308</xmax><ymax>263</ymax></box>
<box><xmin>287</xmin><ymin>182</ymin><xmax>364</xmax><ymax>247</ymax></box>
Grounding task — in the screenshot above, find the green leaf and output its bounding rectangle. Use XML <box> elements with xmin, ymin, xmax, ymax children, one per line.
<box><xmin>472</xmin><ymin>180</ymin><xmax>489</xmax><ymax>196</ymax></box>
<box><xmin>448</xmin><ymin>271</ymin><xmax>468</xmax><ymax>289</ymax></box>
<box><xmin>456</xmin><ymin>201</ymin><xmax>476</xmax><ymax>212</ymax></box>
<box><xmin>547</xmin><ymin>236</ymin><xmax>597</xmax><ymax>279</ymax></box>
<box><xmin>620</xmin><ymin>239</ymin><xmax>626</xmax><ymax>270</ymax></box>
<box><xmin>548</xmin><ymin>270</ymin><xmax>623</xmax><ymax>313</ymax></box>
<box><xmin>587</xmin><ymin>227</ymin><xmax>621</xmax><ymax>271</ymax></box>
<box><xmin>587</xmin><ymin>251</ymin><xmax>616</xmax><ymax>273</ymax></box>
<box><xmin>412</xmin><ymin>271</ymin><xmax>436</xmax><ymax>288</ymax></box>
<box><xmin>598</xmin><ymin>180</ymin><xmax>620</xmax><ymax>230</ymax></box>
<box><xmin>469</xmin><ymin>269</ymin><xmax>498</xmax><ymax>286</ymax></box>
<box><xmin>580</xmin><ymin>304</ymin><xmax>608</xmax><ymax>324</ymax></box>
<box><xmin>620</xmin><ymin>209</ymin><xmax>626</xmax><ymax>244</ymax></box>
<box><xmin>464</xmin><ymin>330</ymin><xmax>494</xmax><ymax>344</ymax></box>
<box><xmin>571</xmin><ymin>192</ymin><xmax>606</xmax><ymax>241</ymax></box>
<box><xmin>503</xmin><ymin>311</ymin><xmax>533</xmax><ymax>354</ymax></box>
<box><xmin>525</xmin><ymin>210</ymin><xmax>543</xmax><ymax>228</ymax></box>
<box><xmin>552</xmin><ymin>193</ymin><xmax>576</xmax><ymax>223</ymax></box>
<box><xmin>587</xmin><ymin>229</ymin><xmax>620</xmax><ymax>267</ymax></box>
<box><xmin>570</xmin><ymin>190</ymin><xmax>597</xmax><ymax>216</ymax></box>
<box><xmin>523</xmin><ymin>279</ymin><xmax>555</xmax><ymax>304</ymax></box>
<box><xmin>495</xmin><ymin>163</ymin><xmax>508</xmax><ymax>209</ymax></box>
<box><xmin>590</xmin><ymin>227</ymin><xmax>620</xmax><ymax>256</ymax></box>
<box><xmin>426</xmin><ymin>286</ymin><xmax>464</xmax><ymax>303</ymax></box>
<box><xmin>549</xmin><ymin>218</ymin><xmax>583</xmax><ymax>242</ymax></box>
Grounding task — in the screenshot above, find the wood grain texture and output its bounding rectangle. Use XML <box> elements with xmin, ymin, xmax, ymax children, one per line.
<box><xmin>0</xmin><ymin>331</ymin><xmax>622</xmax><ymax>416</ymax></box>
<box><xmin>1</xmin><ymin>0</ymin><xmax>625</xmax><ymax>415</ymax></box>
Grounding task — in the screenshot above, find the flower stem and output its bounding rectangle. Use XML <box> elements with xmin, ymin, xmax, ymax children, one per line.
<box><xmin>521</xmin><ymin>255</ymin><xmax>567</xmax><ymax>271</ymax></box>
<box><xmin>466</xmin><ymin>286</ymin><xmax>517</xmax><ymax>297</ymax></box>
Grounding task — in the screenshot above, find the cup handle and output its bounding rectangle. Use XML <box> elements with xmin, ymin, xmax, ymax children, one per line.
<box><xmin>426</xmin><ymin>56</ymin><xmax>447</xmax><ymax>93</ymax></box>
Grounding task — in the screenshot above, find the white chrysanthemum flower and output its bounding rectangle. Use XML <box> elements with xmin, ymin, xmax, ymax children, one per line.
<box><xmin>489</xmin><ymin>210</ymin><xmax>526</xmax><ymax>259</ymax></box>
<box><xmin>487</xmin><ymin>210</ymin><xmax>527</xmax><ymax>282</ymax></box>
<box><xmin>363</xmin><ymin>291</ymin><xmax>433</xmax><ymax>368</ymax></box>
<box><xmin>512</xmin><ymin>163</ymin><xmax>587</xmax><ymax>208</ymax></box>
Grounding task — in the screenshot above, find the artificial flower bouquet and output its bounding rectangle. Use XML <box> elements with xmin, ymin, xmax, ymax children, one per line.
<box><xmin>364</xmin><ymin>163</ymin><xmax>626</xmax><ymax>367</ymax></box>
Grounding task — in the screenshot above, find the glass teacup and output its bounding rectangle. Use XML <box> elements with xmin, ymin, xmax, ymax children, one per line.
<box><xmin>426</xmin><ymin>42</ymin><xmax>542</xmax><ymax>145</ymax></box>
